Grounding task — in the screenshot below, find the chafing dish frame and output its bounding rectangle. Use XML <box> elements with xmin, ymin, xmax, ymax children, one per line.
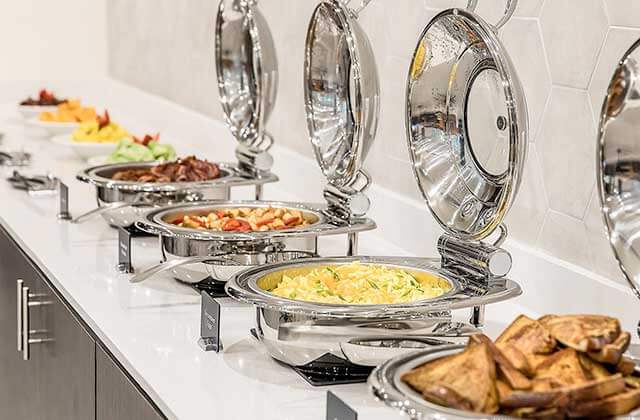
<box><xmin>225</xmin><ymin>256</ymin><xmax>521</xmax><ymax>366</ymax></box>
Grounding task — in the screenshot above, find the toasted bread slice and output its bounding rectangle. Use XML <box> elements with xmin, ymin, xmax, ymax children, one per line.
<box><xmin>568</xmin><ymin>388</ymin><xmax>640</xmax><ymax>418</ymax></box>
<box><xmin>587</xmin><ymin>331</ymin><xmax>631</xmax><ymax>365</ymax></box>
<box><xmin>497</xmin><ymin>315</ymin><xmax>557</xmax><ymax>354</ymax></box>
<box><xmin>509</xmin><ymin>406</ymin><xmax>565</xmax><ymax>419</ymax></box>
<box><xmin>536</xmin><ymin>348</ymin><xmax>589</xmax><ymax>387</ymax></box>
<box><xmin>617</xmin><ymin>356</ymin><xmax>637</xmax><ymax>376</ymax></box>
<box><xmin>567</xmin><ymin>373</ymin><xmax>626</xmax><ymax>404</ymax></box>
<box><xmin>418</xmin><ymin>382</ymin><xmax>473</xmax><ymax>412</ymax></box>
<box><xmin>401</xmin><ymin>343</ymin><xmax>497</xmax><ymax>413</ymax></box>
<box><xmin>626</xmin><ymin>375</ymin><xmax>640</xmax><ymax>389</ymax></box>
<box><xmin>498</xmin><ymin>343</ymin><xmax>533</xmax><ymax>375</ymax></box>
<box><xmin>499</xmin><ymin>387</ymin><xmax>567</xmax><ymax>409</ymax></box>
<box><xmin>578</xmin><ymin>353</ymin><xmax>611</xmax><ymax>380</ymax></box>
<box><xmin>469</xmin><ymin>334</ymin><xmax>531</xmax><ymax>390</ymax></box>
<box><xmin>496</xmin><ymin>315</ymin><xmax>557</xmax><ymax>375</ymax></box>
<box><xmin>539</xmin><ymin>314</ymin><xmax>620</xmax><ymax>352</ymax></box>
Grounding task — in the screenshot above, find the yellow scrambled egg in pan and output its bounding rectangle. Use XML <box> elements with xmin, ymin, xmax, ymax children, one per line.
<box><xmin>269</xmin><ymin>262</ymin><xmax>452</xmax><ymax>305</ymax></box>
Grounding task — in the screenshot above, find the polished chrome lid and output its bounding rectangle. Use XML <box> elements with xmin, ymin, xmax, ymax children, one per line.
<box><xmin>597</xmin><ymin>38</ymin><xmax>640</xmax><ymax>302</ymax></box>
<box><xmin>406</xmin><ymin>1</ymin><xmax>527</xmax><ymax>241</ymax></box>
<box><xmin>304</xmin><ymin>0</ymin><xmax>379</xmax><ymax>192</ymax></box>
<box><xmin>215</xmin><ymin>0</ymin><xmax>277</xmax><ymax>150</ymax></box>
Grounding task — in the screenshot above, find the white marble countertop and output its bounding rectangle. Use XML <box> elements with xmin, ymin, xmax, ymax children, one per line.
<box><xmin>0</xmin><ymin>79</ymin><xmax>637</xmax><ymax>420</ymax></box>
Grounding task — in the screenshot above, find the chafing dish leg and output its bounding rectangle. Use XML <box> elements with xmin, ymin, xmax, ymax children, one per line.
<box><xmin>71</xmin><ymin>202</ymin><xmax>131</xmax><ymax>224</ymax></box>
<box><xmin>255</xmin><ymin>184</ymin><xmax>263</xmax><ymax>200</ymax></box>
<box><xmin>470</xmin><ymin>305</ymin><xmax>485</xmax><ymax>328</ymax></box>
<box><xmin>129</xmin><ymin>256</ymin><xmax>226</xmax><ymax>283</ymax></box>
<box><xmin>347</xmin><ymin>232</ymin><xmax>358</xmax><ymax>256</ymax></box>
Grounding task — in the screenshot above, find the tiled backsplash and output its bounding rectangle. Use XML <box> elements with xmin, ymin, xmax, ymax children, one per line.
<box><xmin>107</xmin><ymin>0</ymin><xmax>640</xmax><ymax>283</ymax></box>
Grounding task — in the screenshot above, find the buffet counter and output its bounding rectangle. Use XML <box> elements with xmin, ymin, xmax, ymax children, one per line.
<box><xmin>0</xmin><ymin>80</ymin><xmax>636</xmax><ymax>420</ymax></box>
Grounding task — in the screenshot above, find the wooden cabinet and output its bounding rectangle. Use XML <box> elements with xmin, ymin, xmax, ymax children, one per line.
<box><xmin>96</xmin><ymin>346</ymin><xmax>165</xmax><ymax>420</ymax></box>
<box><xmin>0</xmin><ymin>226</ymin><xmax>164</xmax><ymax>420</ymax></box>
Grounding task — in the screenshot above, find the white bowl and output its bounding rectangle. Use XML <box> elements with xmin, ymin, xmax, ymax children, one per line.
<box><xmin>26</xmin><ymin>118</ymin><xmax>79</xmax><ymax>137</ymax></box>
<box><xmin>17</xmin><ymin>105</ymin><xmax>58</xmax><ymax>119</ymax></box>
<box><xmin>51</xmin><ymin>134</ymin><xmax>118</xmax><ymax>161</ymax></box>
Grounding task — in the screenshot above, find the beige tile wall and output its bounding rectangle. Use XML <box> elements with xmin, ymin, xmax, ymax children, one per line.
<box><xmin>107</xmin><ymin>0</ymin><xmax>637</xmax><ymax>283</ymax></box>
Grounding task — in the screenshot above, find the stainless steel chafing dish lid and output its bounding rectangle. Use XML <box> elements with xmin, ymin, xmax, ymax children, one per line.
<box><xmin>225</xmin><ymin>256</ymin><xmax>522</xmax><ymax>318</ymax></box>
<box><xmin>135</xmin><ymin>200</ymin><xmax>376</xmax><ymax>241</ymax></box>
<box><xmin>76</xmin><ymin>161</ymin><xmax>277</xmax><ymax>193</ymax></box>
<box><xmin>216</xmin><ymin>0</ymin><xmax>277</xmax><ymax>149</ymax></box>
<box><xmin>597</xmin><ymin>38</ymin><xmax>640</xmax><ymax>306</ymax></box>
<box><xmin>304</xmin><ymin>0</ymin><xmax>379</xmax><ymax>190</ymax></box>
<box><xmin>407</xmin><ymin>0</ymin><xmax>527</xmax><ymax>241</ymax></box>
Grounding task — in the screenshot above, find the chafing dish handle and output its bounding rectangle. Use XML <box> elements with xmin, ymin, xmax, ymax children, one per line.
<box><xmin>71</xmin><ymin>202</ymin><xmax>132</xmax><ymax>224</ymax></box>
<box><xmin>129</xmin><ymin>256</ymin><xmax>228</xmax><ymax>283</ymax></box>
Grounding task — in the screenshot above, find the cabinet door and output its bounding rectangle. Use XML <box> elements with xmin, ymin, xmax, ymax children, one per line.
<box><xmin>0</xmin><ymin>227</ymin><xmax>38</xmax><ymax>419</ymax></box>
<box><xmin>96</xmin><ymin>345</ymin><xmax>165</xmax><ymax>420</ymax></box>
<box><xmin>30</xmin><ymin>272</ymin><xmax>95</xmax><ymax>420</ymax></box>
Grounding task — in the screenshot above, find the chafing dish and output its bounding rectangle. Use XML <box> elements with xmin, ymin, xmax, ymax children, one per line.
<box><xmin>227</xmin><ymin>256</ymin><xmax>521</xmax><ymax>366</ymax></box>
<box><xmin>75</xmin><ymin>160</ymin><xmax>276</xmax><ymax>227</ymax></box>
<box><xmin>73</xmin><ymin>0</ymin><xmax>279</xmax><ymax>228</ymax></box>
<box><xmin>597</xmin><ymin>36</ymin><xmax>640</xmax><ymax>338</ymax></box>
<box><xmin>131</xmin><ymin>200</ymin><xmax>374</xmax><ymax>284</ymax></box>
<box><xmin>225</xmin><ymin>0</ymin><xmax>528</xmax><ymax>367</ymax></box>
<box><xmin>128</xmin><ymin>0</ymin><xmax>380</xmax><ymax>285</ymax></box>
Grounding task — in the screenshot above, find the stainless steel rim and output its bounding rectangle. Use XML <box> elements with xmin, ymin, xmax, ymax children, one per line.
<box><xmin>226</xmin><ymin>255</ymin><xmax>522</xmax><ymax>317</ymax></box>
<box><xmin>76</xmin><ymin>161</ymin><xmax>278</xmax><ymax>192</ymax></box>
<box><xmin>135</xmin><ymin>200</ymin><xmax>376</xmax><ymax>241</ymax></box>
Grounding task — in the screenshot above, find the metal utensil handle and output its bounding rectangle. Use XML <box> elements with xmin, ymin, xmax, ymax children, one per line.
<box><xmin>129</xmin><ymin>255</ymin><xmax>228</xmax><ymax>284</ymax></box>
<box><xmin>466</xmin><ymin>0</ymin><xmax>517</xmax><ymax>30</ymax></box>
<box><xmin>71</xmin><ymin>202</ymin><xmax>132</xmax><ymax>224</ymax></box>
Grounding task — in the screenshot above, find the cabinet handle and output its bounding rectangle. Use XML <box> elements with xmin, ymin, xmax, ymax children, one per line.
<box><xmin>21</xmin><ymin>286</ymin><xmax>53</xmax><ymax>361</ymax></box>
<box><xmin>16</xmin><ymin>279</ymin><xmax>23</xmax><ymax>352</ymax></box>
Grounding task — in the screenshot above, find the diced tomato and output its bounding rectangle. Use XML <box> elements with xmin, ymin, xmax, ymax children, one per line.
<box><xmin>216</xmin><ymin>210</ymin><xmax>226</xmax><ymax>218</ymax></box>
<box><xmin>222</xmin><ymin>219</ymin><xmax>252</xmax><ymax>232</ymax></box>
<box><xmin>236</xmin><ymin>220</ymin><xmax>252</xmax><ymax>232</ymax></box>
<box><xmin>172</xmin><ymin>216</ymin><xmax>184</xmax><ymax>225</ymax></box>
<box><xmin>283</xmin><ymin>216</ymin><xmax>300</xmax><ymax>225</ymax></box>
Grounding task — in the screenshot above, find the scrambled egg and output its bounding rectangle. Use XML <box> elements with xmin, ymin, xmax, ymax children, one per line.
<box><xmin>270</xmin><ymin>262</ymin><xmax>452</xmax><ymax>305</ymax></box>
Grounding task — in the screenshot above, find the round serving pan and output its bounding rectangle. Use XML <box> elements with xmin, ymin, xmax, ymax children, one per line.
<box><xmin>369</xmin><ymin>345</ymin><xmax>640</xmax><ymax>419</ymax></box>
<box><xmin>75</xmin><ymin>161</ymin><xmax>278</xmax><ymax>227</ymax></box>
<box><xmin>130</xmin><ymin>201</ymin><xmax>376</xmax><ymax>284</ymax></box>
<box><xmin>136</xmin><ymin>200</ymin><xmax>376</xmax><ymax>242</ymax></box>
<box><xmin>369</xmin><ymin>345</ymin><xmax>510</xmax><ymax>419</ymax></box>
<box><xmin>225</xmin><ymin>256</ymin><xmax>521</xmax><ymax>366</ymax></box>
